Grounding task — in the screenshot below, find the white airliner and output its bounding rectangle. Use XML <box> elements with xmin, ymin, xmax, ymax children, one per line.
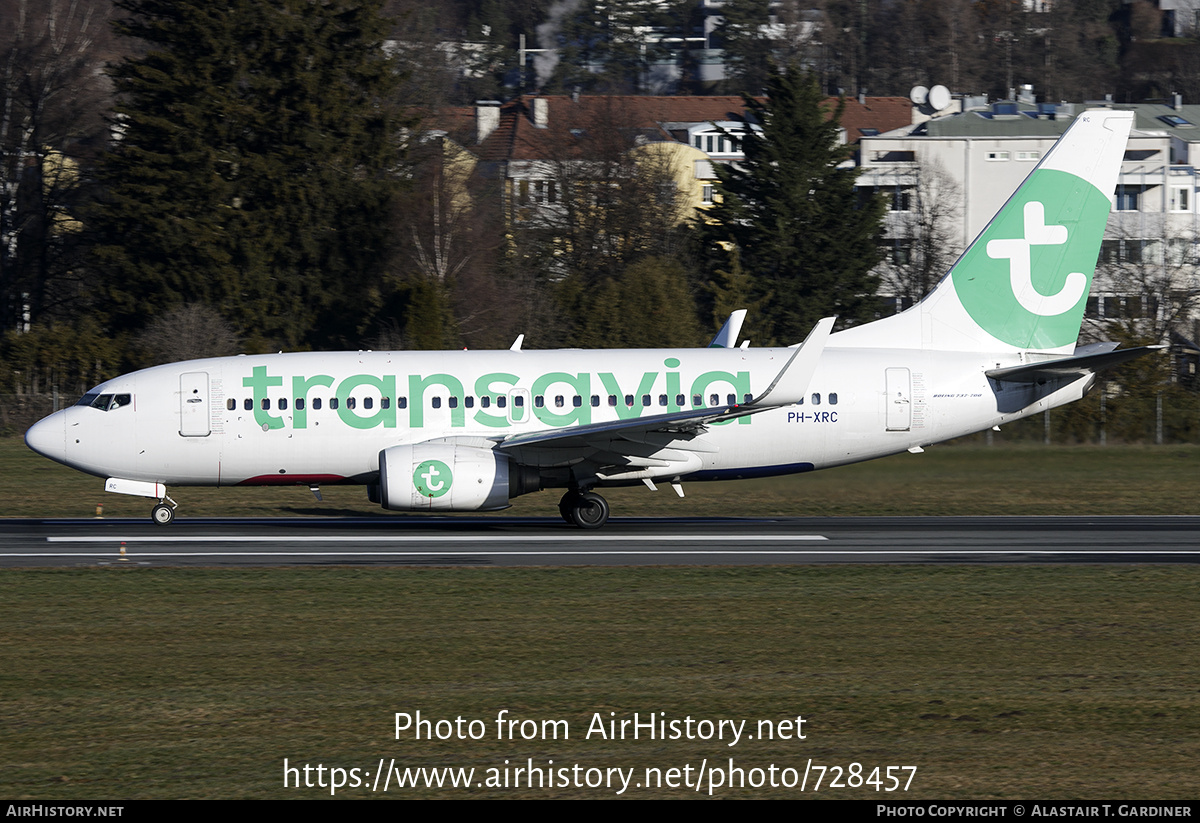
<box><xmin>26</xmin><ymin>110</ymin><xmax>1150</xmax><ymax>528</ymax></box>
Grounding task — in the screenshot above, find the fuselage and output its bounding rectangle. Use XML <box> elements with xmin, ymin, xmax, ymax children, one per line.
<box><xmin>24</xmin><ymin>342</ymin><xmax>1088</xmax><ymax>490</ymax></box>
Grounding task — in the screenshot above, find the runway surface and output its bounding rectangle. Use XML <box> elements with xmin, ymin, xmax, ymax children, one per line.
<box><xmin>1</xmin><ymin>515</ymin><xmax>1198</xmax><ymax>567</ymax></box>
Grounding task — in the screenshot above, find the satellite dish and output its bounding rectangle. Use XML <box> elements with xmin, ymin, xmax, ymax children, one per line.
<box><xmin>909</xmin><ymin>85</ymin><xmax>929</xmax><ymax>106</ymax></box>
<box><xmin>929</xmin><ymin>85</ymin><xmax>951</xmax><ymax>111</ymax></box>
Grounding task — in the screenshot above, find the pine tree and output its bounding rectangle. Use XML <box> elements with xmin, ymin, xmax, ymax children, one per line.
<box><xmin>90</xmin><ymin>0</ymin><xmax>404</xmax><ymax>349</ymax></box>
<box><xmin>701</xmin><ymin>68</ymin><xmax>886</xmax><ymax>343</ymax></box>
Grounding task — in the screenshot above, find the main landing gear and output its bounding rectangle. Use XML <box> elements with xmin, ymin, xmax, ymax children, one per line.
<box><xmin>559</xmin><ymin>489</ymin><xmax>610</xmax><ymax>529</ymax></box>
<box><xmin>151</xmin><ymin>494</ymin><xmax>178</xmax><ymax>525</ymax></box>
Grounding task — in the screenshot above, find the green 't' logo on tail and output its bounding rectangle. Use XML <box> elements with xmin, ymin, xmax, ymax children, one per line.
<box><xmin>951</xmin><ymin>168</ymin><xmax>1111</xmax><ymax>350</ymax></box>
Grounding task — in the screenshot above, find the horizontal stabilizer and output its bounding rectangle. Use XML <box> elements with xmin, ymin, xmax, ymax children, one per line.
<box><xmin>986</xmin><ymin>346</ymin><xmax>1160</xmax><ymax>384</ymax></box>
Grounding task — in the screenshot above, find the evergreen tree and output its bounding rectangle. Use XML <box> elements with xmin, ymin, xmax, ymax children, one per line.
<box><xmin>701</xmin><ymin>68</ymin><xmax>885</xmax><ymax>342</ymax></box>
<box><xmin>574</xmin><ymin>256</ymin><xmax>702</xmax><ymax>348</ymax></box>
<box><xmin>90</xmin><ymin>0</ymin><xmax>404</xmax><ymax>349</ymax></box>
<box><xmin>705</xmin><ymin>245</ymin><xmax>774</xmax><ymax>345</ymax></box>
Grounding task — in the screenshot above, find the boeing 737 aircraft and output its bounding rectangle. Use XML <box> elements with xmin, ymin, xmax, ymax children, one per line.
<box><xmin>26</xmin><ymin>110</ymin><xmax>1150</xmax><ymax>528</ymax></box>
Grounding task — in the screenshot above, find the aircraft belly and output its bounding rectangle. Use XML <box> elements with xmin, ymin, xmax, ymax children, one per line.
<box><xmin>218</xmin><ymin>429</ymin><xmax>378</xmax><ymax>485</ymax></box>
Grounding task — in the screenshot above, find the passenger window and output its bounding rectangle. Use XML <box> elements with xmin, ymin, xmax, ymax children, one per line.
<box><xmin>227</xmin><ymin>398</ymin><xmax>236</xmax><ymax>411</ymax></box>
<box><xmin>676</xmin><ymin>394</ymin><xmax>685</xmax><ymax>407</ymax></box>
<box><xmin>812</xmin><ymin>393</ymin><xmax>821</xmax><ymax>405</ymax></box>
<box><xmin>608</xmin><ymin>395</ymin><xmax>617</xmax><ymax>407</ymax></box>
<box><xmin>829</xmin><ymin>393</ymin><xmax>838</xmax><ymax>405</ymax></box>
<box><xmin>744</xmin><ymin>393</ymin><xmax>753</xmax><ymax>404</ymax></box>
<box><xmin>363</xmin><ymin>397</ymin><xmax>373</xmax><ymax>410</ymax></box>
<box><xmin>534</xmin><ymin>395</ymin><xmax>545</xmax><ymax>408</ymax></box>
<box><xmin>659</xmin><ymin>394</ymin><xmax>668</xmax><ymax>406</ymax></box>
<box><xmin>313</xmin><ymin>398</ymin><xmax>322</xmax><ymax>410</ymax></box>
<box><xmin>555</xmin><ymin>395</ymin><xmax>564</xmax><ymax>408</ymax></box>
<box><xmin>296</xmin><ymin>398</ymin><xmax>305</xmax><ymax>410</ymax></box>
<box><xmin>709</xmin><ymin>393</ymin><xmax>719</xmax><ymax>406</ymax></box>
<box><xmin>279</xmin><ymin>398</ymin><xmax>288</xmax><ymax>411</ymax></box>
<box><xmin>432</xmin><ymin>397</ymin><xmax>442</xmax><ymax>409</ymax></box>
<box><xmin>641</xmin><ymin>395</ymin><xmax>651</xmax><ymax>407</ymax></box>
<box><xmin>380</xmin><ymin>397</ymin><xmax>389</xmax><ymax>409</ymax></box>
<box><xmin>330</xmin><ymin>398</ymin><xmax>339</xmax><ymax>410</ymax></box>
<box><xmin>591</xmin><ymin>395</ymin><xmax>600</xmax><ymax>407</ymax></box>
<box><xmin>244</xmin><ymin>398</ymin><xmax>253</xmax><ymax>411</ymax></box>
<box><xmin>481</xmin><ymin>396</ymin><xmax>490</xmax><ymax>409</ymax></box>
<box><xmin>692</xmin><ymin>394</ymin><xmax>702</xmax><ymax>406</ymax></box>
<box><xmin>497</xmin><ymin>396</ymin><xmax>507</xmax><ymax>408</ymax></box>
<box><xmin>261</xmin><ymin>398</ymin><xmax>271</xmax><ymax>410</ymax></box>
<box><xmin>465</xmin><ymin>396</ymin><xmax>474</xmax><ymax>409</ymax></box>
<box><xmin>397</xmin><ymin>397</ymin><xmax>407</xmax><ymax>409</ymax></box>
<box><xmin>448</xmin><ymin>397</ymin><xmax>458</xmax><ymax>409</ymax></box>
<box><xmin>727</xmin><ymin>394</ymin><xmax>736</xmax><ymax>405</ymax></box>
<box><xmin>346</xmin><ymin>397</ymin><xmax>356</xmax><ymax>410</ymax></box>
<box><xmin>573</xmin><ymin>396</ymin><xmax>582</xmax><ymax>408</ymax></box>
<box><xmin>624</xmin><ymin>395</ymin><xmax>634</xmax><ymax>407</ymax></box>
<box><xmin>513</xmin><ymin>395</ymin><xmax>524</xmax><ymax>407</ymax></box>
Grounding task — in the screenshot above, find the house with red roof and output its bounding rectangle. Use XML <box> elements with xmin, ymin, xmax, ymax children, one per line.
<box><xmin>419</xmin><ymin>94</ymin><xmax>914</xmax><ymax>225</ymax></box>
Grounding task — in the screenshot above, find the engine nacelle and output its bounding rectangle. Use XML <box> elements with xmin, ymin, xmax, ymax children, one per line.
<box><xmin>378</xmin><ymin>442</ymin><xmax>513</xmax><ymax>511</ymax></box>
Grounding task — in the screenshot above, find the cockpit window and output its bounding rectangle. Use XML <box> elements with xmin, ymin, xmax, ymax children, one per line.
<box><xmin>81</xmin><ymin>393</ymin><xmax>132</xmax><ymax>411</ymax></box>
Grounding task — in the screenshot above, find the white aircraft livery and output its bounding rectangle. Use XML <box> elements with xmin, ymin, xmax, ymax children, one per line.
<box><xmin>26</xmin><ymin>110</ymin><xmax>1149</xmax><ymax>528</ymax></box>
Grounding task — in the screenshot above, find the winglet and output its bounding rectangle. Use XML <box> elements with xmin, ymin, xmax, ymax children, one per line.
<box><xmin>749</xmin><ymin>316</ymin><xmax>835</xmax><ymax>407</ymax></box>
<box><xmin>709</xmin><ymin>309</ymin><xmax>747</xmax><ymax>348</ymax></box>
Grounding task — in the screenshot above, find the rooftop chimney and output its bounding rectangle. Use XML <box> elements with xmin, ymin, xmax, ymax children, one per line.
<box><xmin>476</xmin><ymin>100</ymin><xmax>501</xmax><ymax>144</ymax></box>
<box><xmin>532</xmin><ymin>97</ymin><xmax>548</xmax><ymax>128</ymax></box>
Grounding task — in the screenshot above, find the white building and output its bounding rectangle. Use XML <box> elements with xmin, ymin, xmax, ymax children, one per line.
<box><xmin>858</xmin><ymin>99</ymin><xmax>1200</xmax><ymax>340</ymax></box>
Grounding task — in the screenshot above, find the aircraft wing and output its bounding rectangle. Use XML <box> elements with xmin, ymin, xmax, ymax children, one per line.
<box><xmin>985</xmin><ymin>345</ymin><xmax>1161</xmax><ymax>384</ymax></box>
<box><xmin>495</xmin><ymin>317</ymin><xmax>835</xmax><ymax>455</ymax></box>
<box><xmin>495</xmin><ymin>403</ymin><xmax>752</xmax><ymax>452</ymax></box>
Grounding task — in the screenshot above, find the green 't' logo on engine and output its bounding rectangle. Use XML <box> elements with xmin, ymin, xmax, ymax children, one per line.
<box><xmin>951</xmin><ymin>168</ymin><xmax>1111</xmax><ymax>350</ymax></box>
<box><xmin>414</xmin><ymin>460</ymin><xmax>452</xmax><ymax>498</ymax></box>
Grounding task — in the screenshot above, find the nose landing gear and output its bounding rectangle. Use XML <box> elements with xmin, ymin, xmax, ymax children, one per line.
<box><xmin>151</xmin><ymin>494</ymin><xmax>178</xmax><ymax>525</ymax></box>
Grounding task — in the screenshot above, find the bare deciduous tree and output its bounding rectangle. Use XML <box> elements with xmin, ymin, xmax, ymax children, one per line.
<box><xmin>135</xmin><ymin>304</ymin><xmax>242</xmax><ymax>366</ymax></box>
<box><xmin>876</xmin><ymin>160</ymin><xmax>962</xmax><ymax>311</ymax></box>
<box><xmin>1092</xmin><ymin>219</ymin><xmax>1200</xmax><ymax>346</ymax></box>
<box><xmin>0</xmin><ymin>0</ymin><xmax>114</xmax><ymax>331</ymax></box>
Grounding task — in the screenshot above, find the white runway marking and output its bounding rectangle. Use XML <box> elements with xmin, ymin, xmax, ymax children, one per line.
<box><xmin>11</xmin><ymin>551</ymin><xmax>1200</xmax><ymax>559</ymax></box>
<box><xmin>46</xmin><ymin>534</ymin><xmax>827</xmax><ymax>544</ymax></box>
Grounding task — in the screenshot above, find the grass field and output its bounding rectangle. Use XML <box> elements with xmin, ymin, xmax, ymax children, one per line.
<box><xmin>3</xmin><ymin>438</ymin><xmax>1199</xmax><ymax>799</ymax></box>
<box><xmin>3</xmin><ymin>566</ymin><xmax>1199</xmax><ymax>799</ymax></box>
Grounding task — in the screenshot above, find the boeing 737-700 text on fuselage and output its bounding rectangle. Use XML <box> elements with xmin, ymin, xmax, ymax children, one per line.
<box><xmin>25</xmin><ymin>110</ymin><xmax>1152</xmax><ymax>527</ymax></box>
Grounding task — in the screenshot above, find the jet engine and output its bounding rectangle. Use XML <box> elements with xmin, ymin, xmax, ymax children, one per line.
<box><xmin>377</xmin><ymin>441</ymin><xmax>538</xmax><ymax>511</ymax></box>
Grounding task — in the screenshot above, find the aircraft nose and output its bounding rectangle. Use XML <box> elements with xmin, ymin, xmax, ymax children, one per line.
<box><xmin>25</xmin><ymin>411</ymin><xmax>66</xmax><ymax>463</ymax></box>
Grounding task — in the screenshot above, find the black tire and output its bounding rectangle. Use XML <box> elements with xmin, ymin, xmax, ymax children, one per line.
<box><xmin>151</xmin><ymin>503</ymin><xmax>175</xmax><ymax>525</ymax></box>
<box><xmin>570</xmin><ymin>491</ymin><xmax>609</xmax><ymax>529</ymax></box>
<box><xmin>558</xmin><ymin>491</ymin><xmax>579</xmax><ymax>524</ymax></box>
